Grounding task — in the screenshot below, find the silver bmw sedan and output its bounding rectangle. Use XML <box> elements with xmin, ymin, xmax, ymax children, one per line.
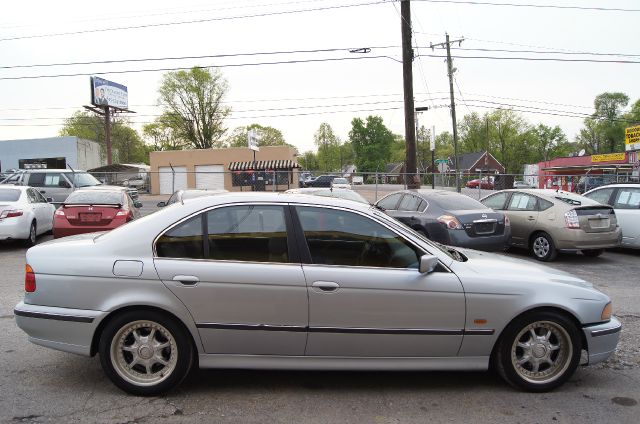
<box><xmin>14</xmin><ymin>192</ymin><xmax>620</xmax><ymax>395</ymax></box>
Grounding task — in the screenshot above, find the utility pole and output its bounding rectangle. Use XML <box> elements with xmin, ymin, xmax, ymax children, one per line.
<box><xmin>431</xmin><ymin>33</ymin><xmax>464</xmax><ymax>192</ymax></box>
<box><xmin>400</xmin><ymin>0</ymin><xmax>419</xmax><ymax>189</ymax></box>
<box><xmin>104</xmin><ymin>107</ymin><xmax>112</xmax><ymax>165</ymax></box>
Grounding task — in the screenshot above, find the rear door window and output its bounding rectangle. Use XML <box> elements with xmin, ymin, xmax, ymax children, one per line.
<box><xmin>613</xmin><ymin>188</ymin><xmax>640</xmax><ymax>209</ymax></box>
<box><xmin>377</xmin><ymin>193</ymin><xmax>402</xmax><ymax>210</ymax></box>
<box><xmin>398</xmin><ymin>194</ymin><xmax>423</xmax><ymax>211</ymax></box>
<box><xmin>156</xmin><ymin>215</ymin><xmax>205</xmax><ymax>259</ymax></box>
<box><xmin>507</xmin><ymin>193</ymin><xmax>538</xmax><ymax>211</ymax></box>
<box><xmin>482</xmin><ymin>192</ymin><xmax>509</xmax><ymax>210</ymax></box>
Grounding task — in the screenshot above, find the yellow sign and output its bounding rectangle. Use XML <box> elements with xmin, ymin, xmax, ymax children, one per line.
<box><xmin>626</xmin><ymin>125</ymin><xmax>640</xmax><ymax>144</ymax></box>
<box><xmin>592</xmin><ymin>152</ymin><xmax>626</xmax><ymax>163</ymax></box>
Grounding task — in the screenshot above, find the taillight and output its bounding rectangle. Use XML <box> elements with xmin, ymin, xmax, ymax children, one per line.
<box><xmin>25</xmin><ymin>264</ymin><xmax>36</xmax><ymax>292</ymax></box>
<box><xmin>0</xmin><ymin>209</ymin><xmax>23</xmax><ymax>219</ymax></box>
<box><xmin>564</xmin><ymin>209</ymin><xmax>580</xmax><ymax>229</ymax></box>
<box><xmin>437</xmin><ymin>215</ymin><xmax>463</xmax><ymax>230</ymax></box>
<box><xmin>116</xmin><ymin>210</ymin><xmax>128</xmax><ymax>217</ymax></box>
<box><xmin>55</xmin><ymin>208</ymin><xmax>65</xmax><ymax>216</ymax></box>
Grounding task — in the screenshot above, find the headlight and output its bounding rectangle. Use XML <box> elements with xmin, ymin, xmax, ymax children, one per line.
<box><xmin>601</xmin><ymin>302</ymin><xmax>612</xmax><ymax>321</ymax></box>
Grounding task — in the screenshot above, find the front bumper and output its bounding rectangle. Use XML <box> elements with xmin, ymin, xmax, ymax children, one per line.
<box><xmin>14</xmin><ymin>301</ymin><xmax>105</xmax><ymax>356</ymax></box>
<box><xmin>582</xmin><ymin>316</ymin><xmax>622</xmax><ymax>365</ymax></box>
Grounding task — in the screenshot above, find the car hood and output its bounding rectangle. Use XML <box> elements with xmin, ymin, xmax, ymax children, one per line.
<box><xmin>451</xmin><ymin>247</ymin><xmax>594</xmax><ymax>290</ymax></box>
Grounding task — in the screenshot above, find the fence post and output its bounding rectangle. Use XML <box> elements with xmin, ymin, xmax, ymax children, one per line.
<box><xmin>273</xmin><ymin>171</ymin><xmax>276</xmax><ymax>191</ymax></box>
<box><xmin>375</xmin><ymin>172</ymin><xmax>379</xmax><ymax>202</ymax></box>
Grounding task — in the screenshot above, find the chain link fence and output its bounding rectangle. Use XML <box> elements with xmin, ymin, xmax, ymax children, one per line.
<box><xmin>85</xmin><ymin>169</ymin><xmax>639</xmax><ymax>203</ymax></box>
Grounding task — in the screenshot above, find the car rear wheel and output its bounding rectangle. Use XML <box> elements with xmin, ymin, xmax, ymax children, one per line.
<box><xmin>494</xmin><ymin>311</ymin><xmax>581</xmax><ymax>392</ymax></box>
<box><xmin>99</xmin><ymin>310</ymin><xmax>193</xmax><ymax>396</ymax></box>
<box><xmin>582</xmin><ymin>249</ymin><xmax>603</xmax><ymax>257</ymax></box>
<box><xmin>530</xmin><ymin>232</ymin><xmax>557</xmax><ymax>262</ymax></box>
<box><xmin>23</xmin><ymin>221</ymin><xmax>37</xmax><ymax>247</ymax></box>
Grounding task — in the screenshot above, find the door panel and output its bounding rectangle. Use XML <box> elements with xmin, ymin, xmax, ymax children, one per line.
<box><xmin>155</xmin><ymin>259</ymin><xmax>308</xmax><ymax>355</ymax></box>
<box><xmin>304</xmin><ymin>265</ymin><xmax>465</xmax><ymax>357</ymax></box>
<box><xmin>505</xmin><ymin>193</ymin><xmax>539</xmax><ymax>246</ymax></box>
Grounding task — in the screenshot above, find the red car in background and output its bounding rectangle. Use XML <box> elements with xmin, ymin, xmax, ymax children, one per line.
<box><xmin>465</xmin><ymin>178</ymin><xmax>494</xmax><ymax>189</ymax></box>
<box><xmin>53</xmin><ymin>188</ymin><xmax>142</xmax><ymax>238</ymax></box>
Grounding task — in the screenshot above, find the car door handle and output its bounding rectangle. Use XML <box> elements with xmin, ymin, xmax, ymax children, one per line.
<box><xmin>39</xmin><ymin>190</ymin><xmax>46</xmax><ymax>194</ymax></box>
<box><xmin>312</xmin><ymin>281</ymin><xmax>340</xmax><ymax>292</ymax></box>
<box><xmin>172</xmin><ymin>275</ymin><xmax>200</xmax><ymax>285</ymax></box>
<box><xmin>527</xmin><ymin>216</ymin><xmax>536</xmax><ymax>221</ymax></box>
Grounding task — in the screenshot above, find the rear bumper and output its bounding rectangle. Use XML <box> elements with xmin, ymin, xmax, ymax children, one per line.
<box><xmin>0</xmin><ymin>216</ymin><xmax>29</xmax><ymax>240</ymax></box>
<box><xmin>582</xmin><ymin>316</ymin><xmax>622</xmax><ymax>365</ymax></box>
<box><xmin>14</xmin><ymin>301</ymin><xmax>105</xmax><ymax>356</ymax></box>
<box><xmin>555</xmin><ymin>227</ymin><xmax>622</xmax><ymax>250</ymax></box>
<box><xmin>446</xmin><ymin>228</ymin><xmax>511</xmax><ymax>252</ymax></box>
<box><xmin>53</xmin><ymin>225</ymin><xmax>120</xmax><ymax>238</ymax></box>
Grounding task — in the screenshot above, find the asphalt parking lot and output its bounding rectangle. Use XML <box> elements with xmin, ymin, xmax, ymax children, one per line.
<box><xmin>0</xmin><ymin>195</ymin><xmax>638</xmax><ymax>423</ymax></box>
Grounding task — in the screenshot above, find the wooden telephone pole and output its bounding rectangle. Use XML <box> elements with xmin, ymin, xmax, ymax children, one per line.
<box><xmin>400</xmin><ymin>0</ymin><xmax>419</xmax><ymax>189</ymax></box>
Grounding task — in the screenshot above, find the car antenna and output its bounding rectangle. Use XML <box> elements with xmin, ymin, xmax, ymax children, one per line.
<box><xmin>67</xmin><ymin>164</ymin><xmax>77</xmax><ymax>191</ymax></box>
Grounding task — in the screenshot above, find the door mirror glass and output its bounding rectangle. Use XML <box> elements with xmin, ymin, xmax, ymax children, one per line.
<box><xmin>419</xmin><ymin>254</ymin><xmax>439</xmax><ymax>274</ymax></box>
<box><xmin>46</xmin><ymin>197</ymin><xmax>54</xmax><ymax>203</ymax></box>
<box><xmin>134</xmin><ymin>201</ymin><xmax>143</xmax><ymax>208</ymax></box>
<box><xmin>157</xmin><ymin>201</ymin><xmax>166</xmax><ymax>207</ymax></box>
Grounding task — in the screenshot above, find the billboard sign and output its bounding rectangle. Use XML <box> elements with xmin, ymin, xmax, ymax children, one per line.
<box><xmin>625</xmin><ymin>125</ymin><xmax>640</xmax><ymax>151</ymax></box>
<box><xmin>91</xmin><ymin>76</ymin><xmax>128</xmax><ymax>109</ymax></box>
<box><xmin>591</xmin><ymin>152</ymin><xmax>626</xmax><ymax>163</ymax></box>
<box><xmin>248</xmin><ymin>129</ymin><xmax>260</xmax><ymax>151</ymax></box>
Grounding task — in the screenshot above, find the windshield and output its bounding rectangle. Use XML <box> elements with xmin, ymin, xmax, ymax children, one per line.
<box><xmin>431</xmin><ymin>194</ymin><xmax>486</xmax><ymax>210</ymax></box>
<box><xmin>68</xmin><ymin>173</ymin><xmax>102</xmax><ymax>187</ymax></box>
<box><xmin>0</xmin><ymin>189</ymin><xmax>21</xmax><ymax>202</ymax></box>
<box><xmin>65</xmin><ymin>191</ymin><xmax>123</xmax><ymax>205</ymax></box>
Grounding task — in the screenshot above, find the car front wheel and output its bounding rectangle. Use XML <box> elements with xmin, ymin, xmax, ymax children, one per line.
<box><xmin>530</xmin><ymin>232</ymin><xmax>557</xmax><ymax>261</ymax></box>
<box><xmin>99</xmin><ymin>310</ymin><xmax>193</xmax><ymax>396</ymax></box>
<box><xmin>494</xmin><ymin>311</ymin><xmax>581</xmax><ymax>392</ymax></box>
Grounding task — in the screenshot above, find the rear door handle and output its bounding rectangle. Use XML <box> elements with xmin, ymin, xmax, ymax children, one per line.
<box><xmin>312</xmin><ymin>281</ymin><xmax>340</xmax><ymax>292</ymax></box>
<box><xmin>172</xmin><ymin>275</ymin><xmax>200</xmax><ymax>285</ymax></box>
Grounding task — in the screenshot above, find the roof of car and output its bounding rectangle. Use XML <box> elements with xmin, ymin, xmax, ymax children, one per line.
<box><xmin>12</xmin><ymin>169</ymin><xmax>86</xmax><ymax>173</ymax></box>
<box><xmin>0</xmin><ymin>184</ymin><xmax>26</xmax><ymax>190</ymax></box>
<box><xmin>495</xmin><ymin>189</ymin><xmax>602</xmax><ymax>206</ymax></box>
<box><xmin>585</xmin><ymin>183</ymin><xmax>640</xmax><ymax>192</ymax></box>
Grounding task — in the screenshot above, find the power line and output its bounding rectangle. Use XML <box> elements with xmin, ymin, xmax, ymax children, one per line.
<box><xmin>413</xmin><ymin>0</ymin><xmax>640</xmax><ymax>12</ymax></box>
<box><xmin>418</xmin><ymin>53</ymin><xmax>640</xmax><ymax>64</ymax></box>
<box><xmin>0</xmin><ymin>55</ymin><xmax>398</xmax><ymax>81</ymax></box>
<box><xmin>451</xmin><ymin>47</ymin><xmax>640</xmax><ymax>58</ymax></box>
<box><xmin>0</xmin><ymin>1</ymin><xmax>387</xmax><ymax>43</ymax></box>
<box><xmin>0</xmin><ymin>46</ymin><xmax>399</xmax><ymax>70</ymax></box>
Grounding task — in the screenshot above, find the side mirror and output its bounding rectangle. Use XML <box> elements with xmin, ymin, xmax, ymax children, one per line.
<box><xmin>419</xmin><ymin>254</ymin><xmax>439</xmax><ymax>274</ymax></box>
<box><xmin>134</xmin><ymin>201</ymin><xmax>143</xmax><ymax>208</ymax></box>
<box><xmin>157</xmin><ymin>201</ymin><xmax>166</xmax><ymax>207</ymax></box>
<box><xmin>46</xmin><ymin>197</ymin><xmax>54</xmax><ymax>203</ymax></box>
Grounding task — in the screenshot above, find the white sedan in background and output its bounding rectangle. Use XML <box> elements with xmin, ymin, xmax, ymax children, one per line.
<box><xmin>583</xmin><ymin>183</ymin><xmax>640</xmax><ymax>249</ymax></box>
<box><xmin>0</xmin><ymin>185</ymin><xmax>55</xmax><ymax>246</ymax></box>
<box><xmin>331</xmin><ymin>177</ymin><xmax>352</xmax><ymax>189</ymax></box>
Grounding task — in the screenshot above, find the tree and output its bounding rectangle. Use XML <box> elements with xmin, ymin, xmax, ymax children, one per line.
<box><xmin>226</xmin><ymin>124</ymin><xmax>288</xmax><ymax>148</ymax></box>
<box><xmin>531</xmin><ymin>124</ymin><xmax>570</xmax><ymax>162</ymax></box>
<box><xmin>60</xmin><ymin>111</ymin><xmax>148</xmax><ymax>164</ymax></box>
<box><xmin>298</xmin><ymin>151</ymin><xmax>320</xmax><ymax>170</ymax></box>
<box><xmin>416</xmin><ymin>125</ymin><xmax>433</xmax><ymax>171</ymax></box>
<box><xmin>390</xmin><ymin>134</ymin><xmax>406</xmax><ymax>163</ymax></box>
<box><xmin>349</xmin><ymin>116</ymin><xmax>394</xmax><ymax>173</ymax></box>
<box><xmin>142</xmin><ymin>115</ymin><xmax>188</xmax><ymax>151</ymax></box>
<box><xmin>157</xmin><ymin>67</ymin><xmax>230</xmax><ymax>149</ymax></box>
<box><xmin>576</xmin><ymin>92</ymin><xmax>630</xmax><ymax>154</ymax></box>
<box><xmin>314</xmin><ymin>123</ymin><xmax>342</xmax><ymax>171</ymax></box>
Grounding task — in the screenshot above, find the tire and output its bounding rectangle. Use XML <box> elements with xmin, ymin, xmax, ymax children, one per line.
<box><xmin>582</xmin><ymin>249</ymin><xmax>603</xmax><ymax>257</ymax></box>
<box><xmin>98</xmin><ymin>310</ymin><xmax>194</xmax><ymax>396</ymax></box>
<box><xmin>530</xmin><ymin>232</ymin><xmax>557</xmax><ymax>262</ymax></box>
<box><xmin>494</xmin><ymin>310</ymin><xmax>581</xmax><ymax>392</ymax></box>
<box><xmin>23</xmin><ymin>221</ymin><xmax>37</xmax><ymax>247</ymax></box>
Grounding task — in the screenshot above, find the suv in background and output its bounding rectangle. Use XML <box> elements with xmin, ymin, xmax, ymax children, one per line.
<box><xmin>575</xmin><ymin>175</ymin><xmax>617</xmax><ymax>194</ymax></box>
<box><xmin>0</xmin><ymin>169</ymin><xmax>138</xmax><ymax>203</ymax></box>
<box><xmin>304</xmin><ymin>174</ymin><xmax>338</xmax><ymax>188</ymax></box>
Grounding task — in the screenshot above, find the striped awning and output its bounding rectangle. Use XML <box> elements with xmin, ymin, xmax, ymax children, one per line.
<box><xmin>228</xmin><ymin>160</ymin><xmax>300</xmax><ymax>171</ymax></box>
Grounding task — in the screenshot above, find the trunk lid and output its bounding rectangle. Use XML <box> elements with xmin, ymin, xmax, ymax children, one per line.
<box><xmin>446</xmin><ymin>209</ymin><xmax>506</xmax><ymax>237</ymax></box>
<box><xmin>62</xmin><ymin>204</ymin><xmax>121</xmax><ymax>226</ymax></box>
<box><xmin>574</xmin><ymin>206</ymin><xmax>617</xmax><ymax>233</ymax></box>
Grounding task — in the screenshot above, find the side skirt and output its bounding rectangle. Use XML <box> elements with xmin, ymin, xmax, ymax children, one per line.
<box><xmin>198</xmin><ymin>354</ymin><xmax>489</xmax><ymax>371</ymax></box>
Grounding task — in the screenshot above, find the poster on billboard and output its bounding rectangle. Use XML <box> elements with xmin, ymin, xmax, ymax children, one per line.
<box><xmin>248</xmin><ymin>129</ymin><xmax>260</xmax><ymax>151</ymax></box>
<box><xmin>90</xmin><ymin>76</ymin><xmax>128</xmax><ymax>109</ymax></box>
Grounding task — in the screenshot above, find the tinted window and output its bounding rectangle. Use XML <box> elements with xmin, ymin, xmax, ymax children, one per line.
<box><xmin>68</xmin><ymin>173</ymin><xmax>101</xmax><ymax>188</ymax></box>
<box><xmin>613</xmin><ymin>188</ymin><xmax>640</xmax><ymax>209</ymax></box>
<box><xmin>584</xmin><ymin>188</ymin><xmax>615</xmax><ymax>205</ymax></box>
<box><xmin>296</xmin><ymin>206</ymin><xmax>421</xmax><ymax>269</ymax></box>
<box><xmin>377</xmin><ymin>193</ymin><xmax>402</xmax><ymax>210</ymax></box>
<box><xmin>539</xmin><ymin>198</ymin><xmax>554</xmax><ymax>211</ymax></box>
<box><xmin>432</xmin><ymin>194</ymin><xmax>485</xmax><ymax>210</ymax></box>
<box><xmin>482</xmin><ymin>192</ymin><xmax>508</xmax><ymax>210</ymax></box>
<box><xmin>206</xmin><ymin>205</ymin><xmax>289</xmax><ymax>263</ymax></box>
<box><xmin>43</xmin><ymin>173</ymin><xmax>67</xmax><ymax>188</ymax></box>
<box><xmin>156</xmin><ymin>215</ymin><xmax>204</xmax><ymax>259</ymax></box>
<box><xmin>27</xmin><ymin>173</ymin><xmax>46</xmax><ymax>187</ymax></box>
<box><xmin>0</xmin><ymin>189</ymin><xmax>21</xmax><ymax>202</ymax></box>
<box><xmin>398</xmin><ymin>194</ymin><xmax>423</xmax><ymax>212</ymax></box>
<box><xmin>507</xmin><ymin>193</ymin><xmax>538</xmax><ymax>211</ymax></box>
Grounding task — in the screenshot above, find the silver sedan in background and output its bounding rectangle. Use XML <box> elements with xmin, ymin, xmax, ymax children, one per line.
<box><xmin>14</xmin><ymin>192</ymin><xmax>620</xmax><ymax>395</ymax></box>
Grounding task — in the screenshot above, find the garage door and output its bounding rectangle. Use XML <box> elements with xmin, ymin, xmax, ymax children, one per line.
<box><xmin>159</xmin><ymin>166</ymin><xmax>187</xmax><ymax>195</ymax></box>
<box><xmin>195</xmin><ymin>165</ymin><xmax>224</xmax><ymax>190</ymax></box>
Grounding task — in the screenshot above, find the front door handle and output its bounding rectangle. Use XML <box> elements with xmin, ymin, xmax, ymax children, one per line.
<box><xmin>527</xmin><ymin>216</ymin><xmax>536</xmax><ymax>221</ymax></box>
<box><xmin>172</xmin><ymin>275</ymin><xmax>200</xmax><ymax>285</ymax></box>
<box><xmin>312</xmin><ymin>281</ymin><xmax>340</xmax><ymax>292</ymax></box>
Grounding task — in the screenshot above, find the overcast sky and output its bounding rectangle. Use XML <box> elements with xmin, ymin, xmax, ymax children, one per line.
<box><xmin>1</xmin><ymin>0</ymin><xmax>638</xmax><ymax>156</ymax></box>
